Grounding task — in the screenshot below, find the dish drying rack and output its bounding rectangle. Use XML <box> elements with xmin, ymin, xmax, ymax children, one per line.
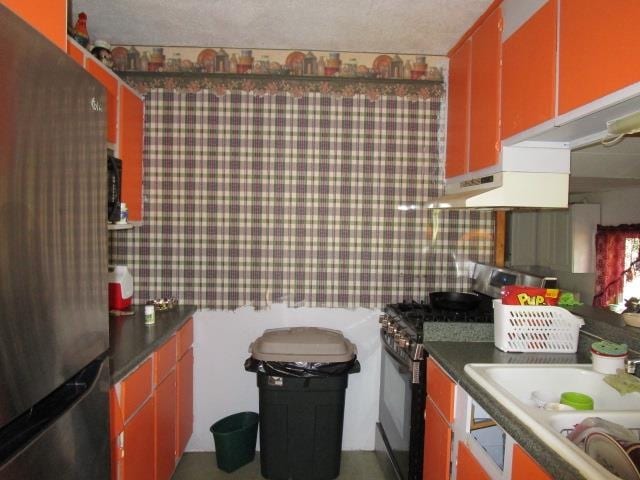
<box><xmin>559</xmin><ymin>426</ymin><xmax>640</xmax><ymax>440</ymax></box>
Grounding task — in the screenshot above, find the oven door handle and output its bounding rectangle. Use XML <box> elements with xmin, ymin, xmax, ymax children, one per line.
<box><xmin>380</xmin><ymin>331</ymin><xmax>412</xmax><ymax>373</ymax></box>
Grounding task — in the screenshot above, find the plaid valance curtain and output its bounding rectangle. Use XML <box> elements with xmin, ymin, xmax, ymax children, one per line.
<box><xmin>110</xmin><ymin>89</ymin><xmax>494</xmax><ymax>309</ymax></box>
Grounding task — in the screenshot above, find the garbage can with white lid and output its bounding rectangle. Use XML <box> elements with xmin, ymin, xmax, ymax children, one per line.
<box><xmin>244</xmin><ymin>327</ymin><xmax>360</xmax><ymax>480</ymax></box>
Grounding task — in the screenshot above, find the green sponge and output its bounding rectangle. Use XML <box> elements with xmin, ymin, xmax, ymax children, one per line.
<box><xmin>604</xmin><ymin>370</ymin><xmax>640</xmax><ymax>395</ymax></box>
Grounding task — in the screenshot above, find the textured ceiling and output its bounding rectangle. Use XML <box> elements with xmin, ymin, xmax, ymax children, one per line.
<box><xmin>72</xmin><ymin>0</ymin><xmax>493</xmax><ymax>55</ymax></box>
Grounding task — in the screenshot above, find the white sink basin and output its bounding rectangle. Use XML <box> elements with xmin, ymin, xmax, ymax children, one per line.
<box><xmin>468</xmin><ymin>364</ymin><xmax>640</xmax><ymax>411</ymax></box>
<box><xmin>464</xmin><ymin>363</ymin><xmax>640</xmax><ymax>479</ymax></box>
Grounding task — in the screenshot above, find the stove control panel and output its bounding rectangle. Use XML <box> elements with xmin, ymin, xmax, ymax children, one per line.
<box><xmin>379</xmin><ymin>314</ymin><xmax>419</xmax><ymax>358</ymax></box>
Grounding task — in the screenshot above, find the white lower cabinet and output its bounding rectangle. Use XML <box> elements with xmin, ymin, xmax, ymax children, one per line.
<box><xmin>447</xmin><ymin>387</ymin><xmax>551</xmax><ymax>480</ymax></box>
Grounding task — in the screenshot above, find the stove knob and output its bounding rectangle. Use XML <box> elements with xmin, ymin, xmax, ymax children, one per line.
<box><xmin>394</xmin><ymin>332</ymin><xmax>408</xmax><ymax>348</ymax></box>
<box><xmin>387</xmin><ymin>323</ymin><xmax>397</xmax><ymax>335</ymax></box>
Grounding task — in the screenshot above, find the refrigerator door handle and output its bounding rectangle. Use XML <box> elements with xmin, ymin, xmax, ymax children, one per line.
<box><xmin>0</xmin><ymin>358</ymin><xmax>106</xmax><ymax>466</ymax></box>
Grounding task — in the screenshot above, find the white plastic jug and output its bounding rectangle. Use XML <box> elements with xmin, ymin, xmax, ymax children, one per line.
<box><xmin>108</xmin><ymin>265</ymin><xmax>133</xmax><ymax>310</ymax></box>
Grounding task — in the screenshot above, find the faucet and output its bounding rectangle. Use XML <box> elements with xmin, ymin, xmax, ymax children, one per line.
<box><xmin>625</xmin><ymin>358</ymin><xmax>640</xmax><ymax>375</ymax></box>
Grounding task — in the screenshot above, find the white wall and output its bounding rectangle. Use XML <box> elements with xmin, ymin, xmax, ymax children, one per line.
<box><xmin>529</xmin><ymin>186</ymin><xmax>640</xmax><ymax>303</ymax></box>
<box><xmin>187</xmin><ymin>304</ymin><xmax>382</xmax><ymax>452</ymax></box>
<box><xmin>571</xmin><ymin>186</ymin><xmax>640</xmax><ymax>225</ymax></box>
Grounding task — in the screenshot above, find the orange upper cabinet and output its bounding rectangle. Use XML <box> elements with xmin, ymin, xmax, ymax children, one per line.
<box><xmin>558</xmin><ymin>0</ymin><xmax>640</xmax><ymax>114</ymax></box>
<box><xmin>67</xmin><ymin>45</ymin><xmax>145</xmax><ymax>222</ymax></box>
<box><xmin>118</xmin><ymin>85</ymin><xmax>144</xmax><ymax>222</ymax></box>
<box><xmin>446</xmin><ymin>39</ymin><xmax>471</xmax><ymax>179</ymax></box>
<box><xmin>67</xmin><ymin>38</ymin><xmax>86</xmax><ymax>67</ymax></box>
<box><xmin>445</xmin><ymin>5</ymin><xmax>502</xmax><ymax>179</ymax></box>
<box><xmin>502</xmin><ymin>0</ymin><xmax>557</xmax><ymax>139</ymax></box>
<box><xmin>469</xmin><ymin>7</ymin><xmax>502</xmax><ymax>173</ymax></box>
<box><xmin>2</xmin><ymin>0</ymin><xmax>67</xmax><ymax>50</ymax></box>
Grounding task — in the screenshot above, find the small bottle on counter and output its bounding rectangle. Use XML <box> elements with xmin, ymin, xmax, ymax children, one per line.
<box><xmin>144</xmin><ymin>304</ymin><xmax>155</xmax><ymax>325</ymax></box>
<box><xmin>117</xmin><ymin>202</ymin><xmax>128</xmax><ymax>224</ymax></box>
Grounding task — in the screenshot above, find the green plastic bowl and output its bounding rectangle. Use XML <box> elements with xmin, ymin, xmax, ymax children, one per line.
<box><xmin>560</xmin><ymin>392</ymin><xmax>594</xmax><ymax>410</ymax></box>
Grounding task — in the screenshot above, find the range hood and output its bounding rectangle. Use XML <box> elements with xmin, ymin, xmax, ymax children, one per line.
<box><xmin>428</xmin><ymin>146</ymin><xmax>570</xmax><ymax>209</ymax></box>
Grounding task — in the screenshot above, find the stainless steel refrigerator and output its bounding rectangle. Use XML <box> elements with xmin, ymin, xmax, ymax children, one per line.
<box><xmin>0</xmin><ymin>5</ymin><xmax>110</xmax><ymax>479</ymax></box>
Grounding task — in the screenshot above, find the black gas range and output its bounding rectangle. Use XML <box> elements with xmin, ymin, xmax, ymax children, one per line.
<box><xmin>375</xmin><ymin>263</ymin><xmax>555</xmax><ymax>480</ymax></box>
<box><xmin>375</xmin><ymin>296</ymin><xmax>494</xmax><ymax>480</ymax></box>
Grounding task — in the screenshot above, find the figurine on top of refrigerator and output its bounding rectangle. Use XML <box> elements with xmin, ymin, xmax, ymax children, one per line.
<box><xmin>72</xmin><ymin>12</ymin><xmax>89</xmax><ymax>48</ymax></box>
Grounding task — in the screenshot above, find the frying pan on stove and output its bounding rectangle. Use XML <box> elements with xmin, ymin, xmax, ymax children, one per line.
<box><xmin>429</xmin><ymin>291</ymin><xmax>481</xmax><ymax>311</ymax></box>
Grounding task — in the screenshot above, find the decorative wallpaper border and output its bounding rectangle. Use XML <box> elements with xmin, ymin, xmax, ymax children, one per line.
<box><xmin>107</xmin><ymin>45</ymin><xmax>447</xmax><ymax>81</ymax></box>
<box><xmin>119</xmin><ymin>72</ymin><xmax>445</xmax><ymax>100</ymax></box>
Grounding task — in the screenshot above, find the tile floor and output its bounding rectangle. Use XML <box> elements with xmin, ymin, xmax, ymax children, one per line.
<box><xmin>172</xmin><ymin>451</ymin><xmax>387</xmax><ymax>480</ymax></box>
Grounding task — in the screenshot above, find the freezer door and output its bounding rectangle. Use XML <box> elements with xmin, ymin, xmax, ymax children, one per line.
<box><xmin>0</xmin><ymin>358</ymin><xmax>110</xmax><ymax>479</ymax></box>
<box><xmin>0</xmin><ymin>5</ymin><xmax>109</xmax><ymax>426</ymax></box>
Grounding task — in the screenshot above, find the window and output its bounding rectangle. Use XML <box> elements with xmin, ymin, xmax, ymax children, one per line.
<box><xmin>593</xmin><ymin>225</ymin><xmax>640</xmax><ymax>308</ymax></box>
<box><xmin>621</xmin><ymin>238</ymin><xmax>640</xmax><ymax>308</ymax></box>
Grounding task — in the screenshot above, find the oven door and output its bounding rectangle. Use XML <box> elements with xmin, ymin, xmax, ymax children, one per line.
<box><xmin>378</xmin><ymin>338</ymin><xmax>417</xmax><ymax>480</ymax></box>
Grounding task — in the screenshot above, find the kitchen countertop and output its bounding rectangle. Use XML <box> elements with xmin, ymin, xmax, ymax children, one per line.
<box><xmin>423</xmin><ymin>306</ymin><xmax>640</xmax><ymax>480</ymax></box>
<box><xmin>109</xmin><ymin>305</ymin><xmax>197</xmax><ymax>383</ymax></box>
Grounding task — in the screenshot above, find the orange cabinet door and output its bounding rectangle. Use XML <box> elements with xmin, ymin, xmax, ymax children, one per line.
<box><xmin>176</xmin><ymin>348</ymin><xmax>194</xmax><ymax>459</ymax></box>
<box><xmin>122</xmin><ymin>396</ymin><xmax>156</xmax><ymax>480</ymax></box>
<box><xmin>155</xmin><ymin>369</ymin><xmax>177</xmax><ymax>480</ymax></box>
<box><xmin>86</xmin><ymin>56</ymin><xmax>119</xmax><ymax>144</ymax></box>
<box><xmin>502</xmin><ymin>1</ymin><xmax>557</xmax><ymax>139</ymax></box>
<box><xmin>512</xmin><ymin>444</ymin><xmax>552</xmax><ymax>480</ymax></box>
<box><xmin>446</xmin><ymin>38</ymin><xmax>471</xmax><ymax>179</ymax></box>
<box><xmin>469</xmin><ymin>7</ymin><xmax>502</xmax><ymax>173</ymax></box>
<box><xmin>67</xmin><ymin>38</ymin><xmax>86</xmax><ymax>67</ymax></box>
<box><xmin>118</xmin><ymin>85</ymin><xmax>144</xmax><ymax>221</ymax></box>
<box><xmin>559</xmin><ymin>0</ymin><xmax>640</xmax><ymax>114</ymax></box>
<box><xmin>456</xmin><ymin>442</ymin><xmax>490</xmax><ymax>480</ymax></box>
<box><xmin>121</xmin><ymin>358</ymin><xmax>153</xmax><ymax>422</ymax></box>
<box><xmin>426</xmin><ymin>358</ymin><xmax>455</xmax><ymax>423</ymax></box>
<box><xmin>2</xmin><ymin>0</ymin><xmax>67</xmax><ymax>50</ymax></box>
<box><xmin>423</xmin><ymin>398</ymin><xmax>452</xmax><ymax>480</ymax></box>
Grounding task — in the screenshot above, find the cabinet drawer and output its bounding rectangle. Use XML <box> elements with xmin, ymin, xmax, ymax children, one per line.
<box><xmin>177</xmin><ymin>318</ymin><xmax>194</xmax><ymax>359</ymax></box>
<box><xmin>121</xmin><ymin>357</ymin><xmax>153</xmax><ymax>422</ymax></box>
<box><xmin>155</xmin><ymin>335</ymin><xmax>177</xmax><ymax>385</ymax></box>
<box><xmin>426</xmin><ymin>358</ymin><xmax>456</xmax><ymax>423</ymax></box>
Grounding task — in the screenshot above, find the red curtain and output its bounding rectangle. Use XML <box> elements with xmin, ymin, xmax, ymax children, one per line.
<box><xmin>593</xmin><ymin>224</ymin><xmax>640</xmax><ymax>307</ymax></box>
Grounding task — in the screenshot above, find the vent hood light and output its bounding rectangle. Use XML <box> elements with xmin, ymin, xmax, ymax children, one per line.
<box><xmin>606</xmin><ymin>110</ymin><xmax>640</xmax><ymax>135</ymax></box>
<box><xmin>603</xmin><ymin>110</ymin><xmax>640</xmax><ymax>147</ymax></box>
<box><xmin>428</xmin><ymin>146</ymin><xmax>570</xmax><ymax>209</ymax></box>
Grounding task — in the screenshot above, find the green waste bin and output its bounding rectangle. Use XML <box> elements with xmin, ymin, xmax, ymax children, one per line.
<box><xmin>210</xmin><ymin>411</ymin><xmax>259</xmax><ymax>473</ymax></box>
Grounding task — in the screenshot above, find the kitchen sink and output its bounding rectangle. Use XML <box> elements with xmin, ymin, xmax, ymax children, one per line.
<box><xmin>467</xmin><ymin>364</ymin><xmax>640</xmax><ymax>411</ymax></box>
<box><xmin>464</xmin><ymin>363</ymin><xmax>640</xmax><ymax>479</ymax></box>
